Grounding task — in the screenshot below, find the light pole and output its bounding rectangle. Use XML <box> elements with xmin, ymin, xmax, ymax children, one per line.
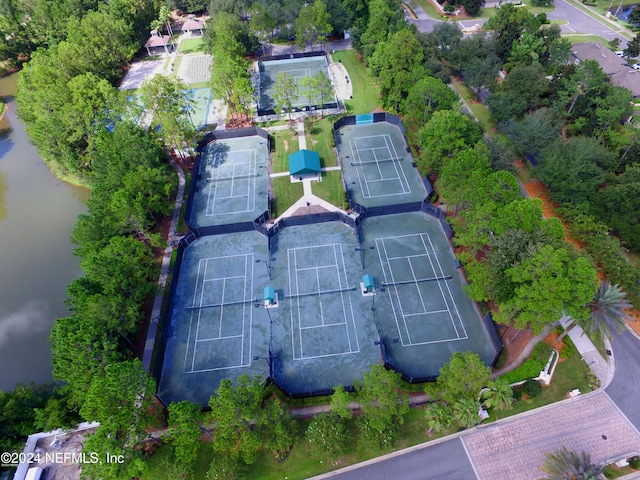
<box><xmin>256</xmin><ymin>257</ymin><xmax>275</xmax><ymax>280</ymax></box>
<box><xmin>354</xmin><ymin>244</ymin><xmax>375</xmax><ymax>270</ymax></box>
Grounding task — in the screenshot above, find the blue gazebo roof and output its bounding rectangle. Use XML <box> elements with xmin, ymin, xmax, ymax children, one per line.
<box><xmin>289</xmin><ymin>149</ymin><xmax>321</xmax><ymax>176</ymax></box>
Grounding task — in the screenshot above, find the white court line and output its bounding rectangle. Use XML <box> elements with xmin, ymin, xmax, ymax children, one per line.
<box><xmin>426</xmin><ymin>234</ymin><xmax>468</xmax><ymax>339</ymax></box>
<box><xmin>185</xmin><ymin>254</ymin><xmax>254</xmax><ymax>373</ymax></box>
<box><xmin>384</xmin><ymin>133</ymin><xmax>411</xmax><ymax>194</ymax></box>
<box><xmin>407</xmin><ymin>256</ymin><xmax>428</xmax><ymax>316</ymax></box>
<box><xmin>378</xmin><ymin>238</ymin><xmax>413</xmax><ymax>344</ymax></box>
<box><xmin>404</xmin><ymin>310</ymin><xmax>449</xmax><ymax>317</ymax></box>
<box><xmin>288</xmin><ymin>244</ymin><xmax>359</xmax><ymax>359</ymax></box>
<box><xmin>205</xmin><ymin>149</ymin><xmax>257</xmax><ymax>216</ymax></box>
<box><xmin>351</xmin><ymin>138</ymin><xmax>371</xmax><ymax>198</ymax></box>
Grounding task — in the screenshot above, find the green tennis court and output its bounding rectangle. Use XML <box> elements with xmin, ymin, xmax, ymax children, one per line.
<box><xmin>188</xmin><ymin>134</ymin><xmax>270</xmax><ymax>229</ymax></box>
<box><xmin>337</xmin><ymin>121</ymin><xmax>428</xmax><ymax>208</ymax></box>
<box><xmin>184</xmin><ymin>88</ymin><xmax>212</xmax><ymax>129</ymax></box>
<box><xmin>257</xmin><ymin>56</ymin><xmax>334</xmax><ymax>114</ymax></box>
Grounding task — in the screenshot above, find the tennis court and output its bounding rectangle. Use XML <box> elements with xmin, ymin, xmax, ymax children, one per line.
<box><xmin>158</xmin><ymin>231</ymin><xmax>273</xmax><ymax>405</ymax></box>
<box><xmin>337</xmin><ymin>121</ymin><xmax>427</xmax><ymax>208</ymax></box>
<box><xmin>360</xmin><ymin>212</ymin><xmax>500</xmax><ymax>380</ymax></box>
<box><xmin>184</xmin><ymin>88</ymin><xmax>212</xmax><ymax>129</ymax></box>
<box><xmin>257</xmin><ymin>56</ymin><xmax>334</xmax><ymax>114</ymax></box>
<box><xmin>188</xmin><ymin>135</ymin><xmax>269</xmax><ymax>229</ymax></box>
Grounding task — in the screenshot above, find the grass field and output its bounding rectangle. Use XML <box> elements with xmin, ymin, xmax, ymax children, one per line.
<box><xmin>141</xmin><ymin>408</ymin><xmax>442</xmax><ymax>480</ymax></box>
<box><xmin>271</xmin><ymin>128</ymin><xmax>300</xmax><ymax>173</ymax></box>
<box><xmin>180</xmin><ymin>37</ymin><xmax>206</xmax><ymax>54</ymax></box>
<box><xmin>330</xmin><ymin>50</ymin><xmax>379</xmax><ymax>114</ymax></box>
<box><xmin>311</xmin><ymin>171</ymin><xmax>344</xmax><ymax>208</ymax></box>
<box><xmin>450</xmin><ymin>77</ymin><xmax>496</xmax><ymax>135</ymax></box>
<box><xmin>305</xmin><ymin>117</ymin><xmax>337</xmax><ymax>167</ymax></box>
<box><xmin>492</xmin><ymin>353</ymin><xmax>594</xmax><ymax>420</ymax></box>
<box><xmin>271</xmin><ymin>176</ymin><xmax>304</xmax><ymax>216</ymax></box>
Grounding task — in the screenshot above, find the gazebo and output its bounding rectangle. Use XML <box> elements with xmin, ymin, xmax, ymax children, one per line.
<box><xmin>180</xmin><ymin>15</ymin><xmax>205</xmax><ymax>35</ymax></box>
<box><xmin>289</xmin><ymin>149</ymin><xmax>321</xmax><ymax>181</ymax></box>
<box><xmin>144</xmin><ymin>30</ymin><xmax>173</xmax><ymax>55</ymax></box>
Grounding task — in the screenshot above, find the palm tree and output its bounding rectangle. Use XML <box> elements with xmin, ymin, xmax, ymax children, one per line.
<box><xmin>482</xmin><ymin>379</ymin><xmax>514</xmax><ymax>412</ymax></box>
<box><xmin>425</xmin><ymin>403</ymin><xmax>452</xmax><ymax>435</ymax></box>
<box><xmin>540</xmin><ymin>446</ymin><xmax>603</xmax><ymax>480</ymax></box>
<box><xmin>452</xmin><ymin>397</ymin><xmax>480</xmax><ymax>429</ymax></box>
<box><xmin>578</xmin><ymin>281</ymin><xmax>633</xmax><ymax>340</ymax></box>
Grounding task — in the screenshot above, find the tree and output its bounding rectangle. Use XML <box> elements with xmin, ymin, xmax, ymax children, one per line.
<box><xmin>368</xmin><ymin>28</ymin><xmax>428</xmax><ymax>111</ymax></box>
<box><xmin>578</xmin><ymin>281</ymin><xmax>633</xmax><ymax>339</ymax></box>
<box><xmin>80</xmin><ymin>359</ymin><xmax>158</xmax><ymax>479</ymax></box>
<box><xmin>464</xmin><ymin>54</ymin><xmax>500</xmax><ymax>98</ymax></box>
<box><xmin>436</xmin><ymin>351</ymin><xmax>491</xmax><ymax>403</ymax></box>
<box><xmin>249</xmin><ymin>2</ymin><xmax>276</xmax><ymax>55</ymax></box>
<box><xmin>502</xmin><ymin>62</ymin><xmax>548</xmax><ymax>111</ymax></box>
<box><xmin>540</xmin><ymin>447</ymin><xmax>604</xmax><ymax>480</ymax></box>
<box><xmin>305</xmin><ymin>412</ymin><xmax>348</xmax><ymax>457</ymax></box>
<box><xmin>625</xmin><ymin>35</ymin><xmax>640</xmax><ymax>63</ymax></box>
<box><xmin>400</xmin><ymin>76</ymin><xmax>458</xmax><ymax>128</ymax></box>
<box><xmin>261</xmin><ymin>398</ymin><xmax>298</xmax><ymax>461</ymax></box>
<box><xmin>313</xmin><ymin>70</ymin><xmax>334</xmax><ymax>117</ymax></box>
<box><xmin>273</xmin><ymin>71</ymin><xmax>299</xmax><ymax>120</ymax></box>
<box><xmin>330</xmin><ymin>384</ymin><xmax>354</xmax><ymax>419</ymax></box>
<box><xmin>300</xmin><ymin>75</ymin><xmax>319</xmax><ymax>112</ymax></box>
<box><xmin>355</xmin><ymin>365</ymin><xmax>409</xmax><ymax>451</ymax></box>
<box><xmin>486</xmin><ymin>92</ymin><xmax>528</xmax><ymax>122</ymax></box>
<box><xmin>495</xmin><ymin>245</ymin><xmax>598</xmax><ymax>333</ymax></box>
<box><xmin>536</xmin><ymin>137</ymin><xmax>609</xmax><ymax>204</ymax></box>
<box><xmin>501</xmin><ymin>108</ymin><xmax>561</xmax><ymax>158</ymax></box>
<box><xmin>416</xmin><ymin>110</ymin><xmax>483</xmax><ymax>174</ymax></box>
<box><xmin>598</xmin><ymin>164</ymin><xmax>640</xmax><ymax>249</ymax></box>
<box><xmin>424</xmin><ymin>403</ymin><xmax>453</xmax><ymax>435</ymax></box>
<box><xmin>359</xmin><ymin>0</ymin><xmax>403</xmax><ymax>59</ymax></box>
<box><xmin>438</xmin><ymin>144</ymin><xmax>491</xmax><ymax>213</ymax></box>
<box><xmin>485</xmin><ymin>4</ymin><xmax>541</xmax><ymax>62</ymax></box>
<box><xmin>452</xmin><ymin>397</ymin><xmax>481</xmax><ymax>429</ymax></box>
<box><xmin>141</xmin><ymin>75</ymin><xmax>196</xmax><ymax>159</ymax></box>
<box><xmin>168</xmin><ymin>401</ymin><xmax>203</xmax><ymax>473</ymax></box>
<box><xmin>482</xmin><ymin>379</ymin><xmax>514</xmax><ymax>412</ymax></box>
<box><xmin>295</xmin><ymin>0</ymin><xmax>332</xmax><ymax>50</ymax></box>
<box><xmin>208</xmin><ymin>375</ymin><xmax>265</xmax><ymax>464</ymax></box>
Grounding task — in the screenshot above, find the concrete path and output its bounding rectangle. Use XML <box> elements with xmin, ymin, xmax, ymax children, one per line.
<box><xmin>490</xmin><ymin>324</ymin><xmax>553</xmax><ymax>379</ymax></box>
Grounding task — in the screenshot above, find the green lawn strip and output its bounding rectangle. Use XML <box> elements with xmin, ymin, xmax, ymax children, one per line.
<box><xmin>167</xmin><ymin>55</ymin><xmax>183</xmax><ymax>80</ymax></box>
<box><xmin>256</xmin><ymin>119</ymin><xmax>290</xmax><ymax>128</ymax></box>
<box><xmin>271</xmin><ymin>176</ymin><xmax>304</xmax><ymax>216</ymax></box>
<box><xmin>409</xmin><ymin>0</ymin><xmax>445</xmax><ymax>19</ymax></box>
<box><xmin>179</xmin><ymin>38</ymin><xmax>206</xmax><ymax>54</ymax></box>
<box><xmin>188</xmin><ymin>81</ymin><xmax>209</xmax><ymax>89</ymax></box>
<box><xmin>271</xmin><ymin>128</ymin><xmax>300</xmax><ymax>173</ymax></box>
<box><xmin>330</xmin><ymin>50</ymin><xmax>380</xmax><ymax>114</ymax></box>
<box><xmin>450</xmin><ymin>78</ymin><xmax>496</xmax><ymax>135</ymax></box>
<box><xmin>311</xmin><ymin>170</ymin><xmax>344</xmax><ymax>208</ymax></box>
<box><xmin>565</xmin><ymin>34</ymin><xmax>619</xmax><ymax>45</ymax></box>
<box><xmin>305</xmin><ymin>117</ymin><xmax>337</xmax><ymax>167</ymax></box>
<box><xmin>492</xmin><ymin>353</ymin><xmax>594</xmax><ymax>421</ymax></box>
<box><xmin>142</xmin><ymin>408</ymin><xmax>444</xmax><ymax>480</ymax></box>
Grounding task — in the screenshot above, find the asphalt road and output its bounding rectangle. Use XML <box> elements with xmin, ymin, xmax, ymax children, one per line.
<box><xmin>310</xmin><ymin>438</ymin><xmax>478</xmax><ymax>480</ymax></box>
<box><xmin>548</xmin><ymin>0</ymin><xmax>628</xmax><ymax>47</ymax></box>
<box><xmin>606</xmin><ymin>329</ymin><xmax>640</xmax><ymax>430</ymax></box>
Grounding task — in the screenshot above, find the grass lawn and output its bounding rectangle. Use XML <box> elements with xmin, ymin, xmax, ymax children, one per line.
<box><xmin>305</xmin><ymin>117</ymin><xmax>337</xmax><ymax>167</ymax></box>
<box><xmin>330</xmin><ymin>50</ymin><xmax>379</xmax><ymax>114</ymax></box>
<box><xmin>180</xmin><ymin>37</ymin><xmax>206</xmax><ymax>54</ymax></box>
<box><xmin>409</xmin><ymin>0</ymin><xmax>444</xmax><ymax>19</ymax></box>
<box><xmin>271</xmin><ymin>128</ymin><xmax>300</xmax><ymax>173</ymax></box>
<box><xmin>271</xmin><ymin>176</ymin><xmax>303</xmax><ymax>216</ymax></box>
<box><xmin>492</xmin><ymin>353</ymin><xmax>594</xmax><ymax>421</ymax></box>
<box><xmin>450</xmin><ymin>77</ymin><xmax>496</xmax><ymax>135</ymax></box>
<box><xmin>141</xmin><ymin>408</ymin><xmax>443</xmax><ymax>480</ymax></box>
<box><xmin>565</xmin><ymin>34</ymin><xmax>619</xmax><ymax>45</ymax></box>
<box><xmin>311</xmin><ymin>171</ymin><xmax>345</xmax><ymax>208</ymax></box>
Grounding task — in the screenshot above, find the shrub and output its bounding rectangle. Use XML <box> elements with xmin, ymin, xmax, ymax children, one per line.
<box><xmin>511</xmin><ymin>387</ymin><xmax>522</xmax><ymax>403</ymax></box>
<box><xmin>560</xmin><ymin>336</ymin><xmax>576</xmax><ymax>359</ymax></box>
<box><xmin>629</xmin><ymin>456</ymin><xmax>640</xmax><ymax>469</ymax></box>
<box><xmin>532</xmin><ymin>342</ymin><xmax>552</xmax><ymax>364</ymax></box>
<box><xmin>444</xmin><ymin>4</ymin><xmax>455</xmax><ymax>12</ymax></box>
<box><xmin>500</xmin><ymin>358</ymin><xmax>545</xmax><ymax>384</ymax></box>
<box><xmin>522</xmin><ymin>379</ymin><xmax>542</xmax><ymax>398</ymax></box>
<box><xmin>494</xmin><ymin>348</ymin><xmax>508</xmax><ymax>369</ymax></box>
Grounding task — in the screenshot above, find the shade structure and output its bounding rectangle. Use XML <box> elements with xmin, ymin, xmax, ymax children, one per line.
<box><xmin>362</xmin><ymin>274</ymin><xmax>374</xmax><ymax>292</ymax></box>
<box><xmin>264</xmin><ymin>286</ymin><xmax>275</xmax><ymax>303</ymax></box>
<box><xmin>289</xmin><ymin>149</ymin><xmax>321</xmax><ymax>176</ymax></box>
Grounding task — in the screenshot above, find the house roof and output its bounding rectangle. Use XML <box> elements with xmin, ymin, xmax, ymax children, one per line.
<box><xmin>289</xmin><ymin>149</ymin><xmax>321</xmax><ymax>175</ymax></box>
<box><xmin>572</xmin><ymin>42</ymin><xmax>640</xmax><ymax>97</ymax></box>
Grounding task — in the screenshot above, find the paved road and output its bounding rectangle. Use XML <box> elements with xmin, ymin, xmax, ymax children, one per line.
<box><xmin>606</xmin><ymin>329</ymin><xmax>640</xmax><ymax>430</ymax></box>
<box><xmin>310</xmin><ymin>438</ymin><xmax>478</xmax><ymax>480</ymax></box>
<box><xmin>548</xmin><ymin>0</ymin><xmax>628</xmax><ymax>46</ymax></box>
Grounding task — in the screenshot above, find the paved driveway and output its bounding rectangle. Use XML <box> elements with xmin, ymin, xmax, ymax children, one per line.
<box><xmin>462</xmin><ymin>393</ymin><xmax>640</xmax><ymax>479</ymax></box>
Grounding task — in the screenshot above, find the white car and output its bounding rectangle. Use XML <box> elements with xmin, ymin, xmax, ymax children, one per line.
<box><xmin>615</xmin><ymin>50</ymin><xmax>624</xmax><ymax>57</ymax></box>
<box><xmin>632</xmin><ymin>63</ymin><xmax>640</xmax><ymax>71</ymax></box>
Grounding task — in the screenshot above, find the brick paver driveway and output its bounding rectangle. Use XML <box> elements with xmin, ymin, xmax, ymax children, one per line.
<box><xmin>462</xmin><ymin>392</ymin><xmax>640</xmax><ymax>480</ymax></box>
